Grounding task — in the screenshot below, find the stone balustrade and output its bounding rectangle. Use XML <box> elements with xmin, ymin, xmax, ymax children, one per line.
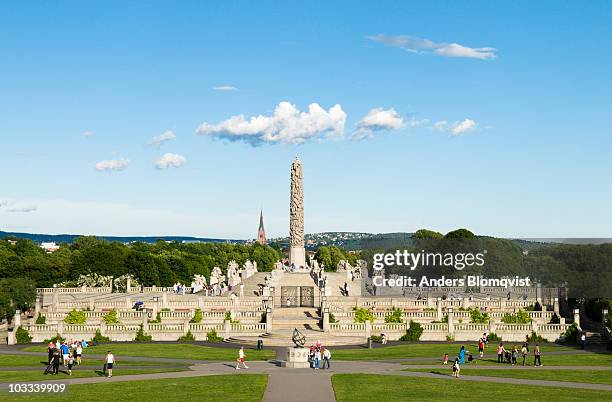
<box><xmin>21</xmin><ymin>321</ymin><xmax>265</xmax><ymax>343</ymax></box>
<box><xmin>327</xmin><ymin>320</ymin><xmax>570</xmax><ymax>343</ymax></box>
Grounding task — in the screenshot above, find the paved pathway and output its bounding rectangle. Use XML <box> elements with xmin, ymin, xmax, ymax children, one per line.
<box><xmin>2</xmin><ymin>347</ymin><xmax>612</xmax><ymax>401</ymax></box>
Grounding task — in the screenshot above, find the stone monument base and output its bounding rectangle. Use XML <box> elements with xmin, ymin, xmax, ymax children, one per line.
<box><xmin>277</xmin><ymin>347</ymin><xmax>310</xmax><ymax>368</ymax></box>
<box><xmin>290</xmin><ymin>247</ymin><xmax>306</xmax><ymax>270</ymax></box>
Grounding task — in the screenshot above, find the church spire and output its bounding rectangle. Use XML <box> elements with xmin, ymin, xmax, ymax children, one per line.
<box><xmin>257</xmin><ymin>209</ymin><xmax>266</xmax><ymax>245</ymax></box>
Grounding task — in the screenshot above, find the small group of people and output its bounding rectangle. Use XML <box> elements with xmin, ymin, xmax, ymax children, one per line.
<box><xmin>443</xmin><ymin>346</ymin><xmax>472</xmax><ymax>378</ymax></box>
<box><xmin>496</xmin><ymin>338</ymin><xmax>542</xmax><ymax>366</ymax></box>
<box><xmin>172</xmin><ymin>282</ymin><xmax>186</xmax><ymax>295</ymax></box>
<box><xmin>309</xmin><ymin>341</ymin><xmax>331</xmax><ymax>370</ymax></box>
<box><xmin>46</xmin><ymin>339</ymin><xmax>87</xmax><ymax>375</ymax></box>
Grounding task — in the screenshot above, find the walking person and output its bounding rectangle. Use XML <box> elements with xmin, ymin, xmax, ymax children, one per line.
<box><xmin>497</xmin><ymin>343</ymin><xmax>505</xmax><ymax>363</ymax></box>
<box><xmin>47</xmin><ymin>341</ymin><xmax>55</xmax><ymax>365</ymax></box>
<box><xmin>322</xmin><ymin>348</ymin><xmax>331</xmax><ymax>369</ymax></box>
<box><xmin>533</xmin><ymin>343</ymin><xmax>542</xmax><ymax>367</ymax></box>
<box><xmin>521</xmin><ymin>344</ymin><xmax>528</xmax><ymax>366</ymax></box>
<box><xmin>67</xmin><ymin>355</ymin><xmax>75</xmax><ymax>376</ymax></box>
<box><xmin>104</xmin><ymin>351</ymin><xmax>115</xmax><ymax>378</ymax></box>
<box><xmin>581</xmin><ymin>332</ymin><xmax>586</xmax><ymax>350</ymax></box>
<box><xmin>51</xmin><ymin>349</ymin><xmax>61</xmax><ymax>375</ymax></box>
<box><xmin>60</xmin><ymin>342</ymin><xmax>70</xmax><ymax>366</ymax></box>
<box><xmin>76</xmin><ymin>343</ymin><xmax>83</xmax><ymax>365</ymax></box>
<box><xmin>235</xmin><ymin>346</ymin><xmax>249</xmax><ymax>369</ymax></box>
<box><xmin>452</xmin><ymin>358</ymin><xmax>461</xmax><ymax>378</ymax></box>
<box><xmin>478</xmin><ymin>337</ymin><xmax>485</xmax><ymax>358</ymax></box>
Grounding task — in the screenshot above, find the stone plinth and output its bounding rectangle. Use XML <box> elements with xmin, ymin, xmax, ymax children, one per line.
<box><xmin>278</xmin><ymin>347</ymin><xmax>310</xmax><ymax>368</ymax></box>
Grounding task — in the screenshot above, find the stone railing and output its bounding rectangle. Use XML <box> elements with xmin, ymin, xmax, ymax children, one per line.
<box><xmin>326</xmin><ymin>320</ymin><xmax>570</xmax><ymax>343</ymax></box>
<box><xmin>21</xmin><ymin>320</ymin><xmax>266</xmax><ymax>343</ymax></box>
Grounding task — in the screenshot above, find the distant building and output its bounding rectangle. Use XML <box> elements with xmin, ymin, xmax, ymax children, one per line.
<box><xmin>257</xmin><ymin>209</ymin><xmax>266</xmax><ymax>245</ymax></box>
<box><xmin>40</xmin><ymin>242</ymin><xmax>60</xmax><ymax>253</ymax></box>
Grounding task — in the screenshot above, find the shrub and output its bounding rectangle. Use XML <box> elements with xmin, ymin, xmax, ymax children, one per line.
<box><xmin>468</xmin><ymin>308</ymin><xmax>490</xmax><ymax>324</ymax></box>
<box><xmin>35</xmin><ymin>314</ymin><xmax>46</xmax><ymax>325</ymax></box>
<box><xmin>178</xmin><ymin>330</ymin><xmax>196</xmax><ymax>342</ymax></box>
<box><xmin>353</xmin><ymin>307</ymin><xmax>375</xmax><ymax>324</ymax></box>
<box><xmin>102</xmin><ymin>309</ymin><xmax>120</xmax><ymax>324</ymax></box>
<box><xmin>43</xmin><ymin>334</ymin><xmax>65</xmax><ymax>344</ymax></box>
<box><xmin>446</xmin><ymin>335</ymin><xmax>455</xmax><ymax>342</ymax></box>
<box><xmin>92</xmin><ymin>329</ymin><xmax>110</xmax><ymax>343</ymax></box>
<box><xmin>530</xmin><ymin>331</ymin><xmax>548</xmax><ymax>343</ymax></box>
<box><xmin>560</xmin><ymin>323</ymin><xmax>579</xmax><ymax>344</ymax></box>
<box><xmin>384</xmin><ymin>307</ymin><xmax>403</xmax><ymax>324</ymax></box>
<box><xmin>206</xmin><ymin>329</ymin><xmax>223</xmax><ymax>342</ymax></box>
<box><xmin>134</xmin><ymin>324</ymin><xmax>152</xmax><ymax>342</ymax></box>
<box><xmin>161</xmin><ymin>308</ymin><xmax>171</xmax><ymax>312</ymax></box>
<box><xmin>370</xmin><ymin>335</ymin><xmax>382</xmax><ymax>343</ymax></box>
<box><xmin>16</xmin><ymin>326</ymin><xmax>32</xmax><ymax>344</ymax></box>
<box><xmin>224</xmin><ymin>311</ymin><xmax>232</xmax><ymax>321</ymax></box>
<box><xmin>525</xmin><ymin>302</ymin><xmax>542</xmax><ymax>312</ymax></box>
<box><xmin>399</xmin><ymin>321</ymin><xmax>423</xmax><ymax>341</ymax></box>
<box><xmin>329</xmin><ymin>312</ymin><xmax>338</xmax><ymax>324</ymax></box>
<box><xmin>502</xmin><ymin>309</ymin><xmax>531</xmax><ymax>324</ymax></box>
<box><xmin>549</xmin><ymin>313</ymin><xmax>560</xmax><ymax>324</ymax></box>
<box><xmin>190</xmin><ymin>308</ymin><xmax>203</xmax><ymax>324</ymax></box>
<box><xmin>64</xmin><ymin>309</ymin><xmax>87</xmax><ymax>324</ymax></box>
<box><xmin>488</xmin><ymin>332</ymin><xmax>501</xmax><ymax>342</ymax></box>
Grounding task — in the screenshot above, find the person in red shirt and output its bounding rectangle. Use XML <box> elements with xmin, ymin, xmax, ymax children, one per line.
<box><xmin>478</xmin><ymin>337</ymin><xmax>485</xmax><ymax>358</ymax></box>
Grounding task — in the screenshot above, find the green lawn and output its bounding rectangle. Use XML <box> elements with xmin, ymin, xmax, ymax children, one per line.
<box><xmin>332</xmin><ymin>343</ymin><xmax>576</xmax><ymax>361</ymax></box>
<box><xmin>4</xmin><ymin>374</ymin><xmax>268</xmax><ymax>401</ymax></box>
<box><xmin>23</xmin><ymin>344</ymin><xmax>275</xmax><ymax>361</ymax></box>
<box><xmin>0</xmin><ymin>368</ymin><xmax>185</xmax><ymax>383</ymax></box>
<box><xmin>445</xmin><ymin>353</ymin><xmax>612</xmax><ymax>366</ymax></box>
<box><xmin>403</xmin><ymin>368</ymin><xmax>612</xmax><ymax>385</ymax></box>
<box><xmin>332</xmin><ymin>374</ymin><xmax>612</xmax><ymax>402</ymax></box>
<box><xmin>0</xmin><ymin>354</ymin><xmax>170</xmax><ymax>367</ymax></box>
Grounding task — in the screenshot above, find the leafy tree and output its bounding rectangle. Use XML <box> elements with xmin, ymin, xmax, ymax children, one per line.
<box><xmin>134</xmin><ymin>324</ymin><xmax>152</xmax><ymax>342</ymax></box>
<box><xmin>92</xmin><ymin>329</ymin><xmax>110</xmax><ymax>343</ymax></box>
<box><xmin>16</xmin><ymin>327</ymin><xmax>32</xmax><ymax>344</ymax></box>
<box><xmin>399</xmin><ymin>321</ymin><xmax>423</xmax><ymax>341</ymax></box>
<box><xmin>353</xmin><ymin>307</ymin><xmax>374</xmax><ymax>324</ymax></box>
<box><xmin>468</xmin><ymin>308</ymin><xmax>490</xmax><ymax>324</ymax></box>
<box><xmin>35</xmin><ymin>314</ymin><xmax>46</xmax><ymax>324</ymax></box>
<box><xmin>102</xmin><ymin>309</ymin><xmax>120</xmax><ymax>324</ymax></box>
<box><xmin>190</xmin><ymin>308</ymin><xmax>203</xmax><ymax>323</ymax></box>
<box><xmin>178</xmin><ymin>330</ymin><xmax>196</xmax><ymax>342</ymax></box>
<box><xmin>413</xmin><ymin>229</ymin><xmax>443</xmax><ymax>240</ymax></box>
<box><xmin>501</xmin><ymin>309</ymin><xmax>531</xmax><ymax>324</ymax></box>
<box><xmin>384</xmin><ymin>307</ymin><xmax>403</xmax><ymax>323</ymax></box>
<box><xmin>444</xmin><ymin>229</ymin><xmax>475</xmax><ymax>239</ymax></box>
<box><xmin>206</xmin><ymin>329</ymin><xmax>223</xmax><ymax>342</ymax></box>
<box><xmin>64</xmin><ymin>309</ymin><xmax>87</xmax><ymax>324</ymax></box>
<box><xmin>0</xmin><ymin>278</ymin><xmax>36</xmax><ymax>321</ymax></box>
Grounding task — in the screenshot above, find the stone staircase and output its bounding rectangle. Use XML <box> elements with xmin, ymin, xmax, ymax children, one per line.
<box><xmin>585</xmin><ymin>331</ymin><xmax>606</xmax><ymax>346</ymax></box>
<box><xmin>225</xmin><ymin>307</ymin><xmax>367</xmax><ymax>346</ymax></box>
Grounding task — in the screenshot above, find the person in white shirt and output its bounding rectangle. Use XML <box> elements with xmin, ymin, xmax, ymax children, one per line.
<box><xmin>235</xmin><ymin>347</ymin><xmax>248</xmax><ymax>369</ymax></box>
<box><xmin>322</xmin><ymin>348</ymin><xmax>331</xmax><ymax>369</ymax></box>
<box><xmin>104</xmin><ymin>351</ymin><xmax>115</xmax><ymax>378</ymax></box>
<box><xmin>76</xmin><ymin>344</ymin><xmax>83</xmax><ymax>365</ymax></box>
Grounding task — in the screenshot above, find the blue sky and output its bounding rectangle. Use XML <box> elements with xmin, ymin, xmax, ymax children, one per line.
<box><xmin>1</xmin><ymin>1</ymin><xmax>611</xmax><ymax>238</ymax></box>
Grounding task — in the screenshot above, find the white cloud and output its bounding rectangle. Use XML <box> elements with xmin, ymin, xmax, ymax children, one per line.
<box><xmin>0</xmin><ymin>200</ymin><xmax>37</xmax><ymax>213</ymax></box>
<box><xmin>352</xmin><ymin>107</ymin><xmax>404</xmax><ymax>140</ymax></box>
<box><xmin>95</xmin><ymin>158</ymin><xmax>130</xmax><ymax>171</ymax></box>
<box><xmin>368</xmin><ymin>34</ymin><xmax>497</xmax><ymax>60</ymax></box>
<box><xmin>196</xmin><ymin>101</ymin><xmax>347</xmax><ymax>145</ymax></box>
<box><xmin>154</xmin><ymin>153</ymin><xmax>186</xmax><ymax>169</ymax></box>
<box><xmin>406</xmin><ymin>116</ymin><xmax>429</xmax><ymax>128</ymax></box>
<box><xmin>451</xmin><ymin>119</ymin><xmax>477</xmax><ymax>135</ymax></box>
<box><xmin>433</xmin><ymin>120</ymin><xmax>448</xmax><ymax>131</ymax></box>
<box><xmin>7</xmin><ymin>205</ymin><xmax>37</xmax><ymax>213</ymax></box>
<box><xmin>151</xmin><ymin>130</ymin><xmax>176</xmax><ymax>146</ymax></box>
<box><xmin>213</xmin><ymin>86</ymin><xmax>239</xmax><ymax>91</ymax></box>
<box><xmin>82</xmin><ymin>131</ymin><xmax>94</xmax><ymax>138</ymax></box>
